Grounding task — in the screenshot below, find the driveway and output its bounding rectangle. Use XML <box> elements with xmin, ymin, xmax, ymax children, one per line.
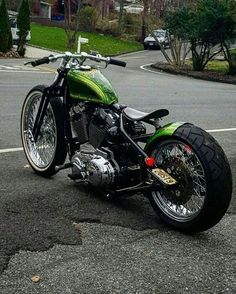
<box><xmin>0</xmin><ymin>50</ymin><xmax>235</xmax><ymax>294</ymax></box>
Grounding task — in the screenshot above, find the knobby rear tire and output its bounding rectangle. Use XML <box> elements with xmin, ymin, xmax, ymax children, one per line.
<box><xmin>21</xmin><ymin>85</ymin><xmax>67</xmax><ymax>177</ymax></box>
<box><xmin>146</xmin><ymin>123</ymin><xmax>232</xmax><ymax>233</ymax></box>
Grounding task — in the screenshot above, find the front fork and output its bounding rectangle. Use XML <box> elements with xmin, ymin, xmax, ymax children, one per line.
<box><xmin>32</xmin><ymin>70</ymin><xmax>65</xmax><ymax>142</ymax></box>
<box><xmin>32</xmin><ymin>88</ymin><xmax>50</xmax><ymax>142</ymax></box>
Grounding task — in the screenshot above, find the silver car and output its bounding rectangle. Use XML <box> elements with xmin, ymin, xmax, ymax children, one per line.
<box><xmin>143</xmin><ymin>29</ymin><xmax>168</xmax><ymax>50</ymax></box>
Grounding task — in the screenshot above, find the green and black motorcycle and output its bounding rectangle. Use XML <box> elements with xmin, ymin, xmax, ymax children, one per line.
<box><xmin>21</xmin><ymin>52</ymin><xmax>232</xmax><ymax>233</ymax></box>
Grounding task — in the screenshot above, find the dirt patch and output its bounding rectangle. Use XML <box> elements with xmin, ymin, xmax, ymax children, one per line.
<box><xmin>152</xmin><ymin>62</ymin><xmax>236</xmax><ymax>85</ymax></box>
<box><xmin>0</xmin><ymin>50</ymin><xmax>20</xmax><ymax>58</ymax></box>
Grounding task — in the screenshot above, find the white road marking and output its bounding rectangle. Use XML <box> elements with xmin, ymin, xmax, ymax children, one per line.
<box><xmin>0</xmin><ymin>65</ymin><xmax>53</xmax><ymax>74</ymax></box>
<box><xmin>0</xmin><ymin>128</ymin><xmax>235</xmax><ymax>154</ymax></box>
<box><xmin>0</xmin><ymin>65</ymin><xmax>39</xmax><ymax>71</ymax></box>
<box><xmin>0</xmin><ymin>147</ymin><xmax>23</xmax><ymax>154</ymax></box>
<box><xmin>206</xmin><ymin>127</ymin><xmax>236</xmax><ymax>133</ymax></box>
<box><xmin>140</xmin><ymin>63</ymin><xmax>171</xmax><ymax>76</ymax></box>
<box><xmin>0</xmin><ymin>70</ymin><xmax>51</xmax><ymax>74</ymax></box>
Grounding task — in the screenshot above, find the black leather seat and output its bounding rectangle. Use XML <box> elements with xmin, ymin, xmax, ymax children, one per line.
<box><xmin>123</xmin><ymin>107</ymin><xmax>169</xmax><ymax>122</ymax></box>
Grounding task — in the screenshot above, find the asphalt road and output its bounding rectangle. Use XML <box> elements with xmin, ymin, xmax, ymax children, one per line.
<box><xmin>0</xmin><ymin>50</ymin><xmax>235</xmax><ymax>293</ymax></box>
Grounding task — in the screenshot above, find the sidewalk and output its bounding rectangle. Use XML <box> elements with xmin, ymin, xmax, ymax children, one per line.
<box><xmin>25</xmin><ymin>45</ymin><xmax>60</xmax><ymax>59</ymax></box>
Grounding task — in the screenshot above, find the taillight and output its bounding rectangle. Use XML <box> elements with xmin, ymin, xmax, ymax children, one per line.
<box><xmin>145</xmin><ymin>157</ymin><xmax>155</xmax><ymax>167</ymax></box>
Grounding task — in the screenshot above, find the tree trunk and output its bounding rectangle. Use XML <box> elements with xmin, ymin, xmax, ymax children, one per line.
<box><xmin>141</xmin><ymin>0</ymin><xmax>149</xmax><ymax>43</ymax></box>
<box><xmin>64</xmin><ymin>0</ymin><xmax>81</xmax><ymax>49</ymax></box>
<box><xmin>118</xmin><ymin>0</ymin><xmax>124</xmax><ymax>34</ymax></box>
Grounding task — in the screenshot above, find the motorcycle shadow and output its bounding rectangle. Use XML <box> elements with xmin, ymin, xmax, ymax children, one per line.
<box><xmin>72</xmin><ymin>183</ymin><xmax>170</xmax><ymax>231</ymax></box>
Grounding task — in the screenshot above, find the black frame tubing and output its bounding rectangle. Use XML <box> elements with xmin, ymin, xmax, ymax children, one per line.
<box><xmin>32</xmin><ymin>70</ymin><xmax>65</xmax><ymax>142</ymax></box>
<box><xmin>120</xmin><ymin>113</ymin><xmax>148</xmax><ymax>159</ymax></box>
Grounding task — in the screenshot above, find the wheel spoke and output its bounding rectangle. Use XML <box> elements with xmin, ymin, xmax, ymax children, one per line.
<box><xmin>22</xmin><ymin>92</ymin><xmax>57</xmax><ymax>169</ymax></box>
<box><xmin>151</xmin><ymin>141</ymin><xmax>207</xmax><ymax>222</ymax></box>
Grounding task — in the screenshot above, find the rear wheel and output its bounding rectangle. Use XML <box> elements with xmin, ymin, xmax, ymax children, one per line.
<box><xmin>21</xmin><ymin>85</ymin><xmax>67</xmax><ymax>177</ymax></box>
<box><xmin>146</xmin><ymin>124</ymin><xmax>232</xmax><ymax>233</ymax></box>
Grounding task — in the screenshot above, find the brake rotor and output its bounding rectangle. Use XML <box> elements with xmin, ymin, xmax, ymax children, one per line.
<box><xmin>161</xmin><ymin>156</ymin><xmax>193</xmax><ymax>205</ymax></box>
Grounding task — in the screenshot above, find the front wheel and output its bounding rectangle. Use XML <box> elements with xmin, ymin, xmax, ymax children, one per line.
<box><xmin>21</xmin><ymin>85</ymin><xmax>67</xmax><ymax>177</ymax></box>
<box><xmin>146</xmin><ymin>124</ymin><xmax>232</xmax><ymax>233</ymax></box>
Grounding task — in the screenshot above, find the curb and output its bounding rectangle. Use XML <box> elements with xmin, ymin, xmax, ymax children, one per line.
<box><xmin>151</xmin><ymin>63</ymin><xmax>236</xmax><ymax>85</ymax></box>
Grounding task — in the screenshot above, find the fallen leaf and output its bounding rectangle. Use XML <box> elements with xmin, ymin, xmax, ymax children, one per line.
<box><xmin>24</xmin><ymin>164</ymin><xmax>30</xmax><ymax>168</ymax></box>
<box><xmin>31</xmin><ymin>275</ymin><xmax>42</xmax><ymax>283</ymax></box>
<box><xmin>72</xmin><ymin>222</ymin><xmax>81</xmax><ymax>230</ymax></box>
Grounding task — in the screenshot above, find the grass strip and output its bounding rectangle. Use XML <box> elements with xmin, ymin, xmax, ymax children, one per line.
<box><xmin>205</xmin><ymin>60</ymin><xmax>228</xmax><ymax>73</ymax></box>
<box><xmin>30</xmin><ymin>23</ymin><xmax>142</xmax><ymax>55</ymax></box>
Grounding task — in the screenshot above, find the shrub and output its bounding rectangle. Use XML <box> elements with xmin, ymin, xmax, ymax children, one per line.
<box><xmin>78</xmin><ymin>6</ymin><xmax>98</xmax><ymax>32</ymax></box>
<box><xmin>96</xmin><ymin>18</ymin><xmax>120</xmax><ymax>37</ymax></box>
<box><xmin>0</xmin><ymin>0</ymin><xmax>12</xmax><ymax>53</ymax></box>
<box><xmin>165</xmin><ymin>0</ymin><xmax>236</xmax><ymax>71</ymax></box>
<box><xmin>123</xmin><ymin>13</ymin><xmax>142</xmax><ymax>41</ymax></box>
<box><xmin>17</xmin><ymin>0</ymin><xmax>30</xmax><ymax>56</ymax></box>
<box><xmin>228</xmin><ymin>52</ymin><xmax>236</xmax><ymax>75</ymax></box>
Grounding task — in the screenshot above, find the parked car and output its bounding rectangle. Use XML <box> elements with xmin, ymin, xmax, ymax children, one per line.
<box><xmin>143</xmin><ymin>29</ymin><xmax>168</xmax><ymax>50</ymax></box>
<box><xmin>9</xmin><ymin>16</ymin><xmax>31</xmax><ymax>44</ymax></box>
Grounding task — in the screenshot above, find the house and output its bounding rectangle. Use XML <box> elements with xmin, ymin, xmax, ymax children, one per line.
<box><xmin>32</xmin><ymin>0</ymin><xmax>113</xmax><ymax>19</ymax></box>
<box><xmin>32</xmin><ymin>1</ymin><xmax>52</xmax><ymax>19</ymax></box>
<box><xmin>39</xmin><ymin>1</ymin><xmax>52</xmax><ymax>18</ymax></box>
<box><xmin>51</xmin><ymin>0</ymin><xmax>113</xmax><ymax>18</ymax></box>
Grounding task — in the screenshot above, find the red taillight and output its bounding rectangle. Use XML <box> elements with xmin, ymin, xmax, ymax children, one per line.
<box><xmin>145</xmin><ymin>157</ymin><xmax>155</xmax><ymax>167</ymax></box>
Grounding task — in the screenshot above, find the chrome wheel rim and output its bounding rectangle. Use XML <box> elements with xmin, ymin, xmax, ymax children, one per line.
<box><xmin>151</xmin><ymin>142</ymin><xmax>207</xmax><ymax>222</ymax></box>
<box><xmin>22</xmin><ymin>92</ymin><xmax>57</xmax><ymax>169</ymax></box>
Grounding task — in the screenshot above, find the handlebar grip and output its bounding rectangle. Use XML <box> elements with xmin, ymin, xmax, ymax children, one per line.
<box><xmin>31</xmin><ymin>57</ymin><xmax>50</xmax><ymax>67</ymax></box>
<box><xmin>109</xmin><ymin>58</ymin><xmax>126</xmax><ymax>67</ymax></box>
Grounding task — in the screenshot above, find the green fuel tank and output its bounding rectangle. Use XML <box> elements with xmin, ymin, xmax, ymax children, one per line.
<box><xmin>67</xmin><ymin>68</ymin><xmax>119</xmax><ymax>105</ymax></box>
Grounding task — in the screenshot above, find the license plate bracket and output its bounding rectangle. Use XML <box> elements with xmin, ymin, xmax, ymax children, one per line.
<box><xmin>150</xmin><ymin>168</ymin><xmax>177</xmax><ymax>186</ymax></box>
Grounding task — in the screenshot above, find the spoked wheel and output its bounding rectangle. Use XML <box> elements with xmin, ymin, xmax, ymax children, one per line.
<box><xmin>21</xmin><ymin>85</ymin><xmax>67</xmax><ymax>177</ymax></box>
<box><xmin>146</xmin><ymin>124</ymin><xmax>232</xmax><ymax>233</ymax></box>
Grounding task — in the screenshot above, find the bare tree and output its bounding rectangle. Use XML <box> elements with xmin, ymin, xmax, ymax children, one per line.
<box><xmin>144</xmin><ymin>0</ymin><xmax>197</xmax><ymax>67</ymax></box>
<box><xmin>141</xmin><ymin>0</ymin><xmax>149</xmax><ymax>42</ymax></box>
<box><xmin>151</xmin><ymin>0</ymin><xmax>170</xmax><ymax>18</ymax></box>
<box><xmin>151</xmin><ymin>0</ymin><xmax>196</xmax><ymax>18</ymax></box>
<box><xmin>64</xmin><ymin>0</ymin><xmax>81</xmax><ymax>49</ymax></box>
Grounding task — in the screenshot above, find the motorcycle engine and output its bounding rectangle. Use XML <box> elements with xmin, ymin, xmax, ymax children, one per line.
<box><xmin>70</xmin><ymin>148</ymin><xmax>119</xmax><ymax>187</ymax></box>
<box><xmin>70</xmin><ymin>105</ymin><xmax>146</xmax><ymax>188</ymax></box>
<box><xmin>88</xmin><ymin>108</ymin><xmax>119</xmax><ymax>148</ymax></box>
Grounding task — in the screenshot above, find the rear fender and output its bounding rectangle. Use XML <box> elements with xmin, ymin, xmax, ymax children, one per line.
<box><xmin>145</xmin><ymin>122</ymin><xmax>186</xmax><ymax>151</ymax></box>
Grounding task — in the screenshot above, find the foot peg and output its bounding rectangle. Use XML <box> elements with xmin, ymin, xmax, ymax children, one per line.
<box><xmin>55</xmin><ymin>163</ymin><xmax>73</xmax><ymax>172</ymax></box>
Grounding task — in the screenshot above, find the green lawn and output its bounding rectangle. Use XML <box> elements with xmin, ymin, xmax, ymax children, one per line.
<box><xmin>30</xmin><ymin>23</ymin><xmax>142</xmax><ymax>56</ymax></box>
<box><xmin>231</xmin><ymin>48</ymin><xmax>236</xmax><ymax>54</ymax></box>
<box><xmin>205</xmin><ymin>60</ymin><xmax>228</xmax><ymax>73</ymax></box>
<box><xmin>186</xmin><ymin>59</ymin><xmax>229</xmax><ymax>73</ymax></box>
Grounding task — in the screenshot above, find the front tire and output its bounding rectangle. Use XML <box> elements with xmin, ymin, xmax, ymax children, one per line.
<box><xmin>146</xmin><ymin>124</ymin><xmax>232</xmax><ymax>233</ymax></box>
<box><xmin>21</xmin><ymin>85</ymin><xmax>67</xmax><ymax>177</ymax></box>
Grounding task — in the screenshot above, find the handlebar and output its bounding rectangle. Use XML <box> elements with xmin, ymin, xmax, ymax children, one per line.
<box><xmin>31</xmin><ymin>57</ymin><xmax>50</xmax><ymax>67</ymax></box>
<box><xmin>109</xmin><ymin>58</ymin><xmax>126</xmax><ymax>67</ymax></box>
<box><xmin>24</xmin><ymin>52</ymin><xmax>127</xmax><ymax>68</ymax></box>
